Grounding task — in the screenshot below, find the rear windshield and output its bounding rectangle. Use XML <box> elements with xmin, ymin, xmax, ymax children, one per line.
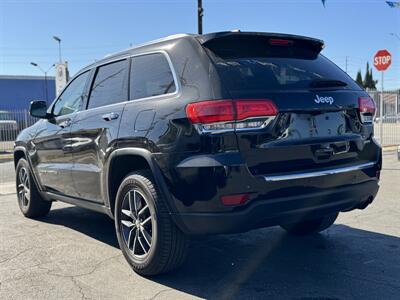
<box><xmin>204</xmin><ymin>37</ymin><xmax>361</xmax><ymax>92</ymax></box>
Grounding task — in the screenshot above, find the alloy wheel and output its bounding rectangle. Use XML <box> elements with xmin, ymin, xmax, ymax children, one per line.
<box><xmin>17</xmin><ymin>167</ymin><xmax>30</xmax><ymax>208</ymax></box>
<box><xmin>120</xmin><ymin>189</ymin><xmax>154</xmax><ymax>258</ymax></box>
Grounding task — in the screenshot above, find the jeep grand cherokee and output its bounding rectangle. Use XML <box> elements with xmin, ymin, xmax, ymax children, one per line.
<box><xmin>14</xmin><ymin>31</ymin><xmax>381</xmax><ymax>276</ymax></box>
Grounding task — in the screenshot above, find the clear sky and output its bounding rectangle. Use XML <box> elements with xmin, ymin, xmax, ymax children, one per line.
<box><xmin>1</xmin><ymin>0</ymin><xmax>399</xmax><ymax>89</ymax></box>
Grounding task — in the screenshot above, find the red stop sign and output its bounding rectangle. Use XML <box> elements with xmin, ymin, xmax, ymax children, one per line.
<box><xmin>374</xmin><ymin>49</ymin><xmax>392</xmax><ymax>71</ymax></box>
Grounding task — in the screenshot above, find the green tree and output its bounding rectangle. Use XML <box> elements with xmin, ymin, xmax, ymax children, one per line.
<box><xmin>355</xmin><ymin>70</ymin><xmax>363</xmax><ymax>87</ymax></box>
<box><xmin>363</xmin><ymin>62</ymin><xmax>378</xmax><ymax>90</ymax></box>
<box><xmin>363</xmin><ymin>62</ymin><xmax>371</xmax><ymax>88</ymax></box>
<box><xmin>369</xmin><ymin>68</ymin><xmax>377</xmax><ymax>90</ymax></box>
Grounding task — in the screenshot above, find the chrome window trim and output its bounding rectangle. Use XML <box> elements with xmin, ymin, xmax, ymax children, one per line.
<box><xmin>127</xmin><ymin>50</ymin><xmax>180</xmax><ymax>102</ymax></box>
<box><xmin>74</xmin><ymin>50</ymin><xmax>181</xmax><ymax>114</ymax></box>
<box><xmin>263</xmin><ymin>162</ymin><xmax>376</xmax><ymax>182</ymax></box>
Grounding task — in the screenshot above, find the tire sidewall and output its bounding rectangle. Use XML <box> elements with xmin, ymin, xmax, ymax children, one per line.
<box><xmin>16</xmin><ymin>158</ymin><xmax>32</xmax><ymax>214</ymax></box>
<box><xmin>114</xmin><ymin>174</ymin><xmax>159</xmax><ymax>270</ymax></box>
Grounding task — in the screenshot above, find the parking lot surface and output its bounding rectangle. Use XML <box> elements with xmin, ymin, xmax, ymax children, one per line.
<box><xmin>0</xmin><ymin>153</ymin><xmax>399</xmax><ymax>299</ymax></box>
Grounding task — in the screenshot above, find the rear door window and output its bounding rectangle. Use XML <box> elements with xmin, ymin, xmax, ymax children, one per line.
<box><xmin>87</xmin><ymin>60</ymin><xmax>128</xmax><ymax>109</ymax></box>
<box><xmin>130</xmin><ymin>53</ymin><xmax>176</xmax><ymax>100</ymax></box>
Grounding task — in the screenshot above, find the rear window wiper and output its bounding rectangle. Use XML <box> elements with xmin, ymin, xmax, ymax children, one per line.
<box><xmin>309</xmin><ymin>79</ymin><xmax>348</xmax><ymax>88</ymax></box>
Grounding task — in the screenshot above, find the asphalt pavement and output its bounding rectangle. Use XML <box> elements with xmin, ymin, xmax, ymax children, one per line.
<box><xmin>0</xmin><ymin>153</ymin><xmax>399</xmax><ymax>299</ymax></box>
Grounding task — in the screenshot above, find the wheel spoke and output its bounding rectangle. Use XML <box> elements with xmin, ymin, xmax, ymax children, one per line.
<box><xmin>133</xmin><ymin>190</ymin><xmax>139</xmax><ymax>214</ymax></box>
<box><xmin>141</xmin><ymin>216</ymin><xmax>151</xmax><ymax>226</ymax></box>
<box><xmin>132</xmin><ymin>229</ymin><xmax>139</xmax><ymax>255</ymax></box>
<box><xmin>138</xmin><ymin>204</ymin><xmax>148</xmax><ymax>216</ymax></box>
<box><xmin>128</xmin><ymin>192</ymin><xmax>135</xmax><ymax>215</ymax></box>
<box><xmin>121</xmin><ymin>209</ymin><xmax>134</xmax><ymax>219</ymax></box>
<box><xmin>127</xmin><ymin>228</ymin><xmax>136</xmax><ymax>250</ymax></box>
<box><xmin>138</xmin><ymin>234</ymin><xmax>148</xmax><ymax>254</ymax></box>
<box><xmin>140</xmin><ymin>227</ymin><xmax>152</xmax><ymax>247</ymax></box>
<box><xmin>121</xmin><ymin>220</ymin><xmax>135</xmax><ymax>228</ymax></box>
<box><xmin>25</xmin><ymin>188</ymin><xmax>30</xmax><ymax>200</ymax></box>
<box><xmin>19</xmin><ymin>169</ymin><xmax>24</xmax><ymax>184</ymax></box>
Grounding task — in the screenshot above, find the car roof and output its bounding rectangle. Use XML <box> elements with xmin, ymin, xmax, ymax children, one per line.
<box><xmin>77</xmin><ymin>31</ymin><xmax>324</xmax><ymax>74</ymax></box>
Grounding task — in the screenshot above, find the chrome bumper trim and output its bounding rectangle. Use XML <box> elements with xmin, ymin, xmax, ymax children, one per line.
<box><xmin>263</xmin><ymin>162</ymin><xmax>376</xmax><ymax>182</ymax></box>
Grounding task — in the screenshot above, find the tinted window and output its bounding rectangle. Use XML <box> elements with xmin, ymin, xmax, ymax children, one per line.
<box><xmin>88</xmin><ymin>60</ymin><xmax>127</xmax><ymax>109</ymax></box>
<box><xmin>53</xmin><ymin>71</ymin><xmax>90</xmax><ymax>116</ymax></box>
<box><xmin>130</xmin><ymin>53</ymin><xmax>176</xmax><ymax>100</ymax></box>
<box><xmin>204</xmin><ymin>37</ymin><xmax>361</xmax><ymax>92</ymax></box>
<box><xmin>211</xmin><ymin>56</ymin><xmax>361</xmax><ymax>92</ymax></box>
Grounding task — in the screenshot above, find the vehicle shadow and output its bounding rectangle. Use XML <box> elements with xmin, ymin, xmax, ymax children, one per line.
<box><xmin>42</xmin><ymin>206</ymin><xmax>400</xmax><ymax>299</ymax></box>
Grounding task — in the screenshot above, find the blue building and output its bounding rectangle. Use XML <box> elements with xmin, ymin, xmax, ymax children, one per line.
<box><xmin>0</xmin><ymin>75</ymin><xmax>56</xmax><ymax>110</ymax></box>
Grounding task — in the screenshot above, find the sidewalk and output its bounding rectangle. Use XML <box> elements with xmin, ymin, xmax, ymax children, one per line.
<box><xmin>0</xmin><ymin>152</ymin><xmax>13</xmax><ymax>163</ymax></box>
<box><xmin>0</xmin><ymin>182</ymin><xmax>15</xmax><ymax>195</ymax></box>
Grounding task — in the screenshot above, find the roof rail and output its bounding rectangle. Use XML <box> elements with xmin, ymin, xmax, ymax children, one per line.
<box><xmin>104</xmin><ymin>33</ymin><xmax>193</xmax><ymax>58</ymax></box>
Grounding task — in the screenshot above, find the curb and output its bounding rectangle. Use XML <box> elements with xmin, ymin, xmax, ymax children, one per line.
<box><xmin>0</xmin><ymin>153</ymin><xmax>13</xmax><ymax>163</ymax></box>
<box><xmin>382</xmin><ymin>146</ymin><xmax>398</xmax><ymax>152</ymax></box>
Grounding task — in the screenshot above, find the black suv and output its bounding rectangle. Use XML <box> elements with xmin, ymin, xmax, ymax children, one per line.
<box><xmin>14</xmin><ymin>32</ymin><xmax>381</xmax><ymax>276</ymax></box>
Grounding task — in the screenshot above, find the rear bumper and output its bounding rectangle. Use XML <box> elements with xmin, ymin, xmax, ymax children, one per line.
<box><xmin>171</xmin><ymin>179</ymin><xmax>379</xmax><ymax>235</ymax></box>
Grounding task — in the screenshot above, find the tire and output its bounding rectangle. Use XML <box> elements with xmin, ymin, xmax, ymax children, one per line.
<box><xmin>280</xmin><ymin>212</ymin><xmax>339</xmax><ymax>236</ymax></box>
<box><xmin>114</xmin><ymin>170</ymin><xmax>189</xmax><ymax>276</ymax></box>
<box><xmin>16</xmin><ymin>158</ymin><xmax>52</xmax><ymax>218</ymax></box>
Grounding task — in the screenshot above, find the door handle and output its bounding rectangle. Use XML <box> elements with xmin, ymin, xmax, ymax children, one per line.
<box><xmin>102</xmin><ymin>112</ymin><xmax>119</xmax><ymax>121</ymax></box>
<box><xmin>59</xmin><ymin>119</ymin><xmax>72</xmax><ymax>128</ymax></box>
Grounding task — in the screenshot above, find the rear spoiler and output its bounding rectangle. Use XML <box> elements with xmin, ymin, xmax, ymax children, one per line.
<box><xmin>196</xmin><ymin>31</ymin><xmax>325</xmax><ymax>54</ymax></box>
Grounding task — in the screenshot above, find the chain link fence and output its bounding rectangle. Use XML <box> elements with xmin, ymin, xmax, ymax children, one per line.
<box><xmin>1</xmin><ymin>91</ymin><xmax>400</xmax><ymax>153</ymax></box>
<box><xmin>0</xmin><ymin>110</ymin><xmax>37</xmax><ymax>153</ymax></box>
<box><xmin>370</xmin><ymin>90</ymin><xmax>400</xmax><ymax>147</ymax></box>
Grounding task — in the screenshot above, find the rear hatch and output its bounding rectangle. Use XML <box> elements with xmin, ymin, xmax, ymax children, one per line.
<box><xmin>201</xmin><ymin>33</ymin><xmax>377</xmax><ymax>176</ymax></box>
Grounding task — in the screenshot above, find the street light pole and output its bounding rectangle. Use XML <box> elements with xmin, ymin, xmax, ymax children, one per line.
<box><xmin>198</xmin><ymin>0</ymin><xmax>203</xmax><ymax>34</ymax></box>
<box><xmin>53</xmin><ymin>36</ymin><xmax>62</xmax><ymax>63</ymax></box>
<box><xmin>30</xmin><ymin>62</ymin><xmax>55</xmax><ymax>103</ymax></box>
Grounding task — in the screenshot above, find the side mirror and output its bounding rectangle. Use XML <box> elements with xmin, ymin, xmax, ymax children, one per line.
<box><xmin>29</xmin><ymin>100</ymin><xmax>49</xmax><ymax>119</ymax></box>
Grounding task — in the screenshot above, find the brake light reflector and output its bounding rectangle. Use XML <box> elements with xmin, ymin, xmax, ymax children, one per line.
<box><xmin>220</xmin><ymin>193</ymin><xmax>250</xmax><ymax>206</ymax></box>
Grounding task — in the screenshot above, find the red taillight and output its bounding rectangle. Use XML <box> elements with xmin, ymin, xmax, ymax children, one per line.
<box><xmin>186</xmin><ymin>100</ymin><xmax>235</xmax><ymax>124</ymax></box>
<box><xmin>186</xmin><ymin>99</ymin><xmax>278</xmax><ymax>124</ymax></box>
<box><xmin>358</xmin><ymin>97</ymin><xmax>376</xmax><ymax>115</ymax></box>
<box><xmin>236</xmin><ymin>100</ymin><xmax>278</xmax><ymax>120</ymax></box>
<box><xmin>358</xmin><ymin>97</ymin><xmax>376</xmax><ymax>123</ymax></box>
<box><xmin>220</xmin><ymin>193</ymin><xmax>250</xmax><ymax>206</ymax></box>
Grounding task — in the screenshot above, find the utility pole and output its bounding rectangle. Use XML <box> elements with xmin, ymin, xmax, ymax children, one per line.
<box><xmin>30</xmin><ymin>62</ymin><xmax>55</xmax><ymax>103</ymax></box>
<box><xmin>198</xmin><ymin>0</ymin><xmax>203</xmax><ymax>34</ymax></box>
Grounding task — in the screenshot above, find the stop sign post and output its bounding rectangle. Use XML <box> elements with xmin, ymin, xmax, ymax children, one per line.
<box><xmin>374</xmin><ymin>49</ymin><xmax>392</xmax><ymax>145</ymax></box>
